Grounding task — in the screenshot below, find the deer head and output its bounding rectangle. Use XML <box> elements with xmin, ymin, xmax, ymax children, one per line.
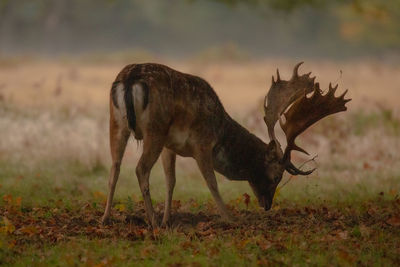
<box><xmin>249</xmin><ymin>62</ymin><xmax>351</xmax><ymax>211</ymax></box>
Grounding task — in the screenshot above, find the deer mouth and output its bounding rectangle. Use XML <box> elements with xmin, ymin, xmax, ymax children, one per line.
<box><xmin>264</xmin><ymin>198</ymin><xmax>272</xmax><ymax>211</ymax></box>
<box><xmin>260</xmin><ymin>195</ymin><xmax>272</xmax><ymax>211</ymax></box>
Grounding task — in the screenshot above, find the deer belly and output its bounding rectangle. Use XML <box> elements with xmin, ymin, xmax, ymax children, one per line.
<box><xmin>165</xmin><ymin>128</ymin><xmax>193</xmax><ymax>157</ymax></box>
<box><xmin>212</xmin><ymin>148</ymin><xmax>247</xmax><ymax>181</ymax></box>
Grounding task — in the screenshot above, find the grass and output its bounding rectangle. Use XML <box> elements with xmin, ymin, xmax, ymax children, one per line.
<box><xmin>0</xmin><ymin>187</ymin><xmax>399</xmax><ymax>266</ymax></box>
<box><xmin>0</xmin><ymin>58</ymin><xmax>400</xmax><ymax>265</ymax></box>
<box><xmin>6</xmin><ymin>226</ymin><xmax>398</xmax><ymax>266</ymax></box>
<box><xmin>1</xmin><ymin>156</ymin><xmax>399</xmax><ymax>266</ymax></box>
<box><xmin>352</xmin><ymin>108</ymin><xmax>400</xmax><ymax>136</ymax></box>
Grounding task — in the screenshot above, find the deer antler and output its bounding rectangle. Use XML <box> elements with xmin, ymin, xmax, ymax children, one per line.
<box><xmin>264</xmin><ymin>62</ymin><xmax>315</xmax><ymax>142</ymax></box>
<box><xmin>279</xmin><ymin>82</ymin><xmax>351</xmax><ymax>174</ymax></box>
<box><xmin>264</xmin><ymin>62</ymin><xmax>351</xmax><ymax>176</ymax></box>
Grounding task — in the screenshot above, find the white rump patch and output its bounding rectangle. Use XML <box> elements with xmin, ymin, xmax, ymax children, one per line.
<box><xmin>115</xmin><ymin>83</ymin><xmax>126</xmax><ymax>115</ymax></box>
<box><xmin>132</xmin><ymin>83</ymin><xmax>145</xmax><ymax>118</ymax></box>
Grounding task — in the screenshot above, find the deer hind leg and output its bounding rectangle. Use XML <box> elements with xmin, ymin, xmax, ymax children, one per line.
<box><xmin>136</xmin><ymin>134</ymin><xmax>165</xmax><ymax>228</ymax></box>
<box><xmin>161</xmin><ymin>148</ymin><xmax>176</xmax><ymax>227</ymax></box>
<box><xmin>195</xmin><ymin>149</ymin><xmax>233</xmax><ymax>221</ymax></box>
<box><xmin>101</xmin><ymin>117</ymin><xmax>130</xmax><ymax>224</ymax></box>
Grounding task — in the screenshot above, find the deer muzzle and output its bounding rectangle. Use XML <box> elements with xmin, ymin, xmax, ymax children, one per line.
<box><xmin>259</xmin><ymin>195</ymin><xmax>272</xmax><ymax>211</ymax></box>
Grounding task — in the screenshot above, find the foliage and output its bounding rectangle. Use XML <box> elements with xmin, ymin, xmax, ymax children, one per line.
<box><xmin>0</xmin><ymin>0</ymin><xmax>399</xmax><ymax>57</ymax></box>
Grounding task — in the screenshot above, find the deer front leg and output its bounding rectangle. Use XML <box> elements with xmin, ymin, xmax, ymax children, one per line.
<box><xmin>101</xmin><ymin>118</ymin><xmax>130</xmax><ymax>225</ymax></box>
<box><xmin>161</xmin><ymin>148</ymin><xmax>176</xmax><ymax>227</ymax></box>
<box><xmin>195</xmin><ymin>149</ymin><xmax>233</xmax><ymax>221</ymax></box>
<box><xmin>136</xmin><ymin>136</ymin><xmax>165</xmax><ymax>228</ymax></box>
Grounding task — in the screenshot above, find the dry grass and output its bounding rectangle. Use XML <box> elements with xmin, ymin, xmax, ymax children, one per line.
<box><xmin>0</xmin><ymin>58</ymin><xmax>399</xmax><ymax>169</ymax></box>
<box><xmin>0</xmin><ymin>58</ymin><xmax>399</xmax><ymax>112</ymax></box>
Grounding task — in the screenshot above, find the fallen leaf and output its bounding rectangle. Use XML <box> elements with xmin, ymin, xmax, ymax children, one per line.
<box><xmin>359</xmin><ymin>224</ymin><xmax>371</xmax><ymax>237</ymax></box>
<box><xmin>389</xmin><ymin>189</ymin><xmax>397</xmax><ymax>197</ymax></box>
<box><xmin>15</xmin><ymin>197</ymin><xmax>22</xmax><ymax>207</ymax></box>
<box><xmin>338</xmin><ymin>249</ymin><xmax>355</xmax><ymax>263</ymax></box>
<box><xmin>3</xmin><ymin>194</ymin><xmax>12</xmax><ymax>205</ymax></box>
<box><xmin>256</xmin><ymin>239</ymin><xmax>272</xmax><ymax>251</ymax></box>
<box><xmin>363</xmin><ymin>162</ymin><xmax>372</xmax><ymax>169</ymax></box>
<box><xmin>115</xmin><ymin>204</ymin><xmax>126</xmax><ymax>212</ymax></box>
<box><xmin>337</xmin><ymin>230</ymin><xmax>348</xmax><ymax>240</ymax></box>
<box><xmin>172</xmin><ymin>200</ymin><xmax>181</xmax><ymax>211</ymax></box>
<box><xmin>93</xmin><ymin>191</ymin><xmax>106</xmax><ymax>201</ymax></box>
<box><xmin>8</xmin><ymin>239</ymin><xmax>16</xmax><ymax>249</ymax></box>
<box><xmin>20</xmin><ymin>225</ymin><xmax>37</xmax><ymax>236</ymax></box>
<box><xmin>2</xmin><ymin>217</ymin><xmax>15</xmax><ymax>234</ymax></box>
<box><xmin>243</xmin><ymin>193</ymin><xmax>250</xmax><ymax>208</ymax></box>
<box><xmin>237</xmin><ymin>239</ymin><xmax>250</xmax><ymax>249</ymax></box>
<box><xmin>386</xmin><ymin>216</ymin><xmax>400</xmax><ymax>226</ymax></box>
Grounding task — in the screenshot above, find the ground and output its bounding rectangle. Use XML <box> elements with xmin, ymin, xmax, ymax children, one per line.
<box><xmin>0</xmin><ymin>58</ymin><xmax>399</xmax><ymax>266</ymax></box>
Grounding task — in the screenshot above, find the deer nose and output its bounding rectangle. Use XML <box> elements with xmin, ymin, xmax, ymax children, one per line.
<box><xmin>264</xmin><ymin>200</ymin><xmax>272</xmax><ymax>211</ymax></box>
<box><xmin>263</xmin><ymin>196</ymin><xmax>272</xmax><ymax>211</ymax></box>
<box><xmin>260</xmin><ymin>195</ymin><xmax>272</xmax><ymax>211</ymax></box>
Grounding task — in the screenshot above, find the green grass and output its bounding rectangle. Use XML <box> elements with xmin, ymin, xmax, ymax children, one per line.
<box><xmin>1</xmin><ymin>158</ymin><xmax>398</xmax><ymax>207</ymax></box>
<box><xmin>1</xmin><ymin>158</ymin><xmax>400</xmax><ymax>266</ymax></box>
<box><xmin>6</xmin><ymin>229</ymin><xmax>397</xmax><ymax>267</ymax></box>
<box><xmin>351</xmin><ymin>108</ymin><xmax>400</xmax><ymax>136</ymax></box>
<box><xmin>1</xmin><ymin>198</ymin><xmax>399</xmax><ymax>266</ymax></box>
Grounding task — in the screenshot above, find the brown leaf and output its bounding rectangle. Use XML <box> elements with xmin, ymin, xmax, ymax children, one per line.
<box><xmin>243</xmin><ymin>193</ymin><xmax>250</xmax><ymax>209</ymax></box>
<box><xmin>172</xmin><ymin>200</ymin><xmax>181</xmax><ymax>212</ymax></box>
<box><xmin>363</xmin><ymin>162</ymin><xmax>372</xmax><ymax>169</ymax></box>
<box><xmin>236</xmin><ymin>239</ymin><xmax>250</xmax><ymax>249</ymax></box>
<box><xmin>3</xmin><ymin>194</ymin><xmax>12</xmax><ymax>205</ymax></box>
<box><xmin>337</xmin><ymin>230</ymin><xmax>349</xmax><ymax>240</ymax></box>
<box><xmin>20</xmin><ymin>225</ymin><xmax>37</xmax><ymax>236</ymax></box>
<box><xmin>256</xmin><ymin>239</ymin><xmax>272</xmax><ymax>251</ymax></box>
<box><xmin>15</xmin><ymin>197</ymin><xmax>22</xmax><ymax>207</ymax></box>
<box><xmin>386</xmin><ymin>216</ymin><xmax>400</xmax><ymax>226</ymax></box>
<box><xmin>359</xmin><ymin>224</ymin><xmax>371</xmax><ymax>237</ymax></box>
<box><xmin>338</xmin><ymin>249</ymin><xmax>355</xmax><ymax>263</ymax></box>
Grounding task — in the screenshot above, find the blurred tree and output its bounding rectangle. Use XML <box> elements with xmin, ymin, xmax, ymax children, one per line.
<box><xmin>0</xmin><ymin>0</ymin><xmax>398</xmax><ymax>57</ymax></box>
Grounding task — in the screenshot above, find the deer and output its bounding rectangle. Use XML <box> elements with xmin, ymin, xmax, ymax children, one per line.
<box><xmin>101</xmin><ymin>62</ymin><xmax>351</xmax><ymax>227</ymax></box>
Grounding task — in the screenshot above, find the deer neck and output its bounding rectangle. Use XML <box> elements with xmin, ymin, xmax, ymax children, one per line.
<box><xmin>212</xmin><ymin>115</ymin><xmax>268</xmax><ymax>181</ymax></box>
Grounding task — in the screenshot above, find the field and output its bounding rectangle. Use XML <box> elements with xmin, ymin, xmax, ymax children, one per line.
<box><xmin>0</xmin><ymin>57</ymin><xmax>400</xmax><ymax>266</ymax></box>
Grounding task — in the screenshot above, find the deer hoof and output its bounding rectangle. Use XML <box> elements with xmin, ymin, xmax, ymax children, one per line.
<box><xmin>101</xmin><ymin>216</ymin><xmax>111</xmax><ymax>225</ymax></box>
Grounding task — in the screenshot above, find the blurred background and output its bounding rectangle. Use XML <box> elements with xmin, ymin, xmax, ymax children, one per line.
<box><xmin>0</xmin><ymin>0</ymin><xmax>399</xmax><ymax>204</ymax></box>
<box><xmin>1</xmin><ymin>0</ymin><xmax>400</xmax><ymax>58</ymax></box>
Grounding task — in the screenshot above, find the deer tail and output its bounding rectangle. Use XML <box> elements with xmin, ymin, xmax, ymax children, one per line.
<box><xmin>123</xmin><ymin>78</ymin><xmax>149</xmax><ymax>132</ymax></box>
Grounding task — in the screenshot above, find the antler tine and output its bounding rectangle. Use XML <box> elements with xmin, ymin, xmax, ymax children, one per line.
<box><xmin>276</xmin><ymin>69</ymin><xmax>281</xmax><ymax>82</ymax></box>
<box><xmin>291</xmin><ymin>62</ymin><xmax>304</xmax><ymax>80</ymax></box>
<box><xmin>340</xmin><ymin>89</ymin><xmax>351</xmax><ymax>101</ymax></box>
<box><xmin>328</xmin><ymin>83</ymin><xmax>338</xmax><ymax>96</ymax></box>
<box><xmin>286</xmin><ymin>162</ymin><xmax>316</xmax><ymax>175</ymax></box>
<box><xmin>280</xmin><ymin>82</ymin><xmax>351</xmax><ymax>174</ymax></box>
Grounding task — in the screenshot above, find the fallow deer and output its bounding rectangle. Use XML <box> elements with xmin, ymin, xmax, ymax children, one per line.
<box><xmin>101</xmin><ymin>62</ymin><xmax>350</xmax><ymax>227</ymax></box>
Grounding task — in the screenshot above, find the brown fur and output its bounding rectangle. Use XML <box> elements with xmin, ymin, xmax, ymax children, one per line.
<box><xmin>101</xmin><ymin>63</ymin><xmax>350</xmax><ymax>227</ymax></box>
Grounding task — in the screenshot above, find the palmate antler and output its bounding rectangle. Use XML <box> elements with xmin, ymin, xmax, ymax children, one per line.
<box><xmin>264</xmin><ymin>62</ymin><xmax>315</xmax><ymax>142</ymax></box>
<box><xmin>264</xmin><ymin>63</ymin><xmax>351</xmax><ymax>175</ymax></box>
